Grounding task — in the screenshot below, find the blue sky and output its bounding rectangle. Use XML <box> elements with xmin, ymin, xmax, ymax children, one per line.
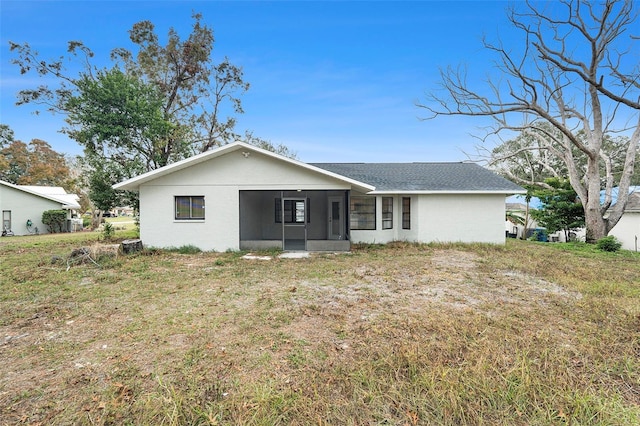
<box><xmin>1</xmin><ymin>1</ymin><xmax>516</xmax><ymax>163</ymax></box>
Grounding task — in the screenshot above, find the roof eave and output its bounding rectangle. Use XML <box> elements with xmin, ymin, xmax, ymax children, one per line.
<box><xmin>368</xmin><ymin>189</ymin><xmax>527</xmax><ymax>195</ymax></box>
<box><xmin>1</xmin><ymin>180</ymin><xmax>79</xmax><ymax>206</ymax></box>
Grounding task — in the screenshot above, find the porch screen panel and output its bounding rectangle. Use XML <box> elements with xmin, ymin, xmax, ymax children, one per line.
<box><xmin>331</xmin><ymin>200</ymin><xmax>341</xmax><ymax>235</ymax></box>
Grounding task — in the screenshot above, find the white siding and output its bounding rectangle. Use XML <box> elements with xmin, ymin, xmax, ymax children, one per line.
<box><xmin>351</xmin><ymin>194</ymin><xmax>506</xmax><ymax>245</ymax></box>
<box><xmin>0</xmin><ymin>185</ymin><xmax>63</xmax><ymax>235</ymax></box>
<box><xmin>609</xmin><ymin>213</ymin><xmax>640</xmax><ymax>252</ymax></box>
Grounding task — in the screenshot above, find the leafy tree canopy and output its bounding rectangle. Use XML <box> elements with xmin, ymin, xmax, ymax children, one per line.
<box><xmin>0</xmin><ymin>134</ymin><xmax>74</xmax><ymax>187</ymax></box>
<box><xmin>530</xmin><ymin>178</ymin><xmax>585</xmax><ymax>242</ymax></box>
<box><xmin>65</xmin><ymin>67</ymin><xmax>175</xmax><ymax>174</ymax></box>
<box><xmin>8</xmin><ymin>13</ymin><xmax>284</xmax><ymax>213</ymax></box>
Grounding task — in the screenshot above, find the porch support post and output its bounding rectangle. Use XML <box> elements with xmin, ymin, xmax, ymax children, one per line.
<box><xmin>280</xmin><ymin>191</ymin><xmax>285</xmax><ymax>249</ymax></box>
<box><xmin>345</xmin><ymin>190</ymin><xmax>350</xmax><ymax>241</ymax></box>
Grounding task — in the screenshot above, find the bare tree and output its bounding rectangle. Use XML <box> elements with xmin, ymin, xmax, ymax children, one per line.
<box><xmin>419</xmin><ymin>0</ymin><xmax>640</xmax><ymax>242</ymax></box>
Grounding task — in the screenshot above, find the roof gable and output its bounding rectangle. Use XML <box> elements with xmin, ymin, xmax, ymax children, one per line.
<box><xmin>0</xmin><ymin>180</ymin><xmax>80</xmax><ymax>209</ymax></box>
<box><xmin>113</xmin><ymin>142</ymin><xmax>375</xmax><ymax>192</ymax></box>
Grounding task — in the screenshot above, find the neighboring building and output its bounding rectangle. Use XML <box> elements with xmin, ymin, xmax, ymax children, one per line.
<box><xmin>113</xmin><ymin>142</ymin><xmax>525</xmax><ymax>251</ymax></box>
<box><xmin>505</xmin><ymin>195</ymin><xmax>587</xmax><ymax>243</ymax></box>
<box><xmin>609</xmin><ymin>192</ymin><xmax>640</xmax><ymax>252</ymax></box>
<box><xmin>505</xmin><ymin>202</ymin><xmax>534</xmax><ymax>239</ymax></box>
<box><xmin>0</xmin><ymin>180</ymin><xmax>81</xmax><ymax>235</ymax></box>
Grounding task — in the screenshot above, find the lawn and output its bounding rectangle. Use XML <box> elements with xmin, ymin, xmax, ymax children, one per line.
<box><xmin>104</xmin><ymin>216</ymin><xmax>137</xmax><ymax>231</ymax></box>
<box><xmin>1</xmin><ymin>232</ymin><xmax>639</xmax><ymax>425</ymax></box>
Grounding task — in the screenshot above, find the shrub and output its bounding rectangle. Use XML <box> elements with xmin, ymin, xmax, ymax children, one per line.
<box><xmin>596</xmin><ymin>235</ymin><xmax>622</xmax><ymax>252</ymax></box>
<box><xmin>102</xmin><ymin>222</ymin><xmax>115</xmax><ymax>241</ymax></box>
<box><xmin>42</xmin><ymin>210</ymin><xmax>67</xmax><ymax>233</ymax></box>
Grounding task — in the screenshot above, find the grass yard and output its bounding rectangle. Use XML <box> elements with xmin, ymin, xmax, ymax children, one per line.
<box><xmin>104</xmin><ymin>216</ymin><xmax>137</xmax><ymax>231</ymax></box>
<box><xmin>1</xmin><ymin>232</ymin><xmax>639</xmax><ymax>425</ymax></box>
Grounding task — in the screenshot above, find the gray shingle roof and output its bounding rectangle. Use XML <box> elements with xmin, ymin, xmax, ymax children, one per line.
<box><xmin>310</xmin><ymin>162</ymin><xmax>524</xmax><ymax>192</ymax></box>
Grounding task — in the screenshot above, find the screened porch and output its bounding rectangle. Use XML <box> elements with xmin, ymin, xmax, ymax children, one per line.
<box><xmin>239</xmin><ymin>190</ymin><xmax>351</xmax><ymax>251</ymax></box>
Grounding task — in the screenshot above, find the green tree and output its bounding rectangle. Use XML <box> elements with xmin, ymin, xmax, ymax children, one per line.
<box><xmin>65</xmin><ymin>67</ymin><xmax>174</xmax><ymax>174</ymax></box>
<box><xmin>0</xmin><ymin>124</ymin><xmax>14</xmax><ymax>147</ymax></box>
<box><xmin>111</xmin><ymin>13</ymin><xmax>249</xmax><ymax>157</ymax></box>
<box><xmin>87</xmin><ymin>162</ymin><xmax>121</xmax><ymax>227</ymax></box>
<box><xmin>420</xmin><ymin>1</ymin><xmax>640</xmax><ymax>242</ymax></box>
<box><xmin>9</xmin><ymin>14</ymin><xmax>254</xmax><ymax>215</ymax></box>
<box><xmin>9</xmin><ymin>13</ymin><xmax>247</xmax><ymax>167</ymax></box>
<box><xmin>9</xmin><ymin>13</ymin><xmax>294</xmax><ymax>216</ymax></box>
<box><xmin>530</xmin><ymin>178</ymin><xmax>585</xmax><ymax>242</ymax></box>
<box><xmin>0</xmin><ymin>125</ymin><xmax>12</xmax><ymax>175</ymax></box>
<box><xmin>0</xmin><ymin>136</ymin><xmax>73</xmax><ymax>187</ymax></box>
<box><xmin>240</xmin><ymin>131</ymin><xmax>298</xmax><ymax>160</ymax></box>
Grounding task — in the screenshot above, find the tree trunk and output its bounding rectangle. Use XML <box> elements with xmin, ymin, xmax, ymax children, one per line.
<box><xmin>582</xmin><ymin>155</ymin><xmax>607</xmax><ymax>243</ymax></box>
<box><xmin>92</xmin><ymin>210</ymin><xmax>103</xmax><ymax>230</ymax></box>
<box><xmin>585</xmin><ymin>209</ymin><xmax>607</xmax><ymax>243</ymax></box>
<box><xmin>121</xmin><ymin>239</ymin><xmax>143</xmax><ymax>254</ymax></box>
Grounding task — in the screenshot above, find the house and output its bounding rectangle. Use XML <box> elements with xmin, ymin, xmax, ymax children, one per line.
<box><xmin>0</xmin><ymin>180</ymin><xmax>81</xmax><ymax>235</ymax></box>
<box><xmin>505</xmin><ymin>202</ymin><xmax>532</xmax><ymax>239</ymax></box>
<box><xmin>609</xmin><ymin>191</ymin><xmax>640</xmax><ymax>252</ymax></box>
<box><xmin>113</xmin><ymin>142</ymin><xmax>525</xmax><ymax>251</ymax></box>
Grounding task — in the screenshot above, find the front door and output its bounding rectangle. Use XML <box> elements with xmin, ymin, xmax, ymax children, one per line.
<box><xmin>282</xmin><ymin>198</ymin><xmax>307</xmax><ymax>250</ymax></box>
<box><xmin>328</xmin><ymin>196</ymin><xmax>343</xmax><ymax>240</ymax></box>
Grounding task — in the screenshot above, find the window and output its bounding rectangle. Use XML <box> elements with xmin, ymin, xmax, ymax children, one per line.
<box><xmin>402</xmin><ymin>197</ymin><xmax>411</xmax><ymax>229</ymax></box>
<box><xmin>350</xmin><ymin>196</ymin><xmax>376</xmax><ymax>230</ymax></box>
<box><xmin>275</xmin><ymin>199</ymin><xmax>310</xmax><ymax>223</ymax></box>
<box><xmin>175</xmin><ymin>196</ymin><xmax>205</xmax><ymax>220</ymax></box>
<box><xmin>382</xmin><ymin>197</ymin><xmax>393</xmax><ymax>229</ymax></box>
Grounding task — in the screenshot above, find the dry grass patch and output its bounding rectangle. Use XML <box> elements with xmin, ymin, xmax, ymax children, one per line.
<box><xmin>1</xmin><ymin>235</ymin><xmax>639</xmax><ymax>424</ymax></box>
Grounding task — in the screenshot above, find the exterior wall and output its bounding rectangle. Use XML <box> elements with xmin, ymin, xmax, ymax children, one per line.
<box><xmin>0</xmin><ymin>185</ymin><xmax>63</xmax><ymax>235</ymax></box>
<box><xmin>417</xmin><ymin>194</ymin><xmax>506</xmax><ymax>244</ymax></box>
<box><xmin>138</xmin><ymin>150</ymin><xmax>350</xmax><ymax>251</ymax></box>
<box><xmin>350</xmin><ymin>195</ymin><xmax>420</xmax><ymax>244</ymax></box>
<box><xmin>609</xmin><ymin>212</ymin><xmax>640</xmax><ymax>252</ymax></box>
<box><xmin>351</xmin><ymin>193</ymin><xmax>506</xmax><ymax>245</ymax></box>
<box><xmin>140</xmin><ymin>185</ymin><xmax>239</xmax><ymax>251</ymax></box>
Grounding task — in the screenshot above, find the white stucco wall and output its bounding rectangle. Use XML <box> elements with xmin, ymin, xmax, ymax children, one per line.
<box><xmin>351</xmin><ymin>193</ymin><xmax>506</xmax><ymax>245</ymax></box>
<box><xmin>609</xmin><ymin>212</ymin><xmax>640</xmax><ymax>252</ymax></box>
<box><xmin>138</xmin><ymin>150</ymin><xmax>351</xmax><ymax>251</ymax></box>
<box><xmin>350</xmin><ymin>195</ymin><xmax>421</xmax><ymax>244</ymax></box>
<box><xmin>417</xmin><ymin>194</ymin><xmax>506</xmax><ymax>244</ymax></box>
<box><xmin>0</xmin><ymin>185</ymin><xmax>63</xmax><ymax>235</ymax></box>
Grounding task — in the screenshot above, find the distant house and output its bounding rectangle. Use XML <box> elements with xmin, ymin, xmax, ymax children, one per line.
<box><xmin>609</xmin><ymin>192</ymin><xmax>640</xmax><ymax>252</ymax></box>
<box><xmin>505</xmin><ymin>194</ymin><xmax>588</xmax><ymax>243</ymax></box>
<box><xmin>0</xmin><ymin>180</ymin><xmax>81</xmax><ymax>235</ymax></box>
<box><xmin>505</xmin><ymin>202</ymin><xmax>532</xmax><ymax>239</ymax></box>
<box><xmin>113</xmin><ymin>142</ymin><xmax>525</xmax><ymax>251</ymax></box>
